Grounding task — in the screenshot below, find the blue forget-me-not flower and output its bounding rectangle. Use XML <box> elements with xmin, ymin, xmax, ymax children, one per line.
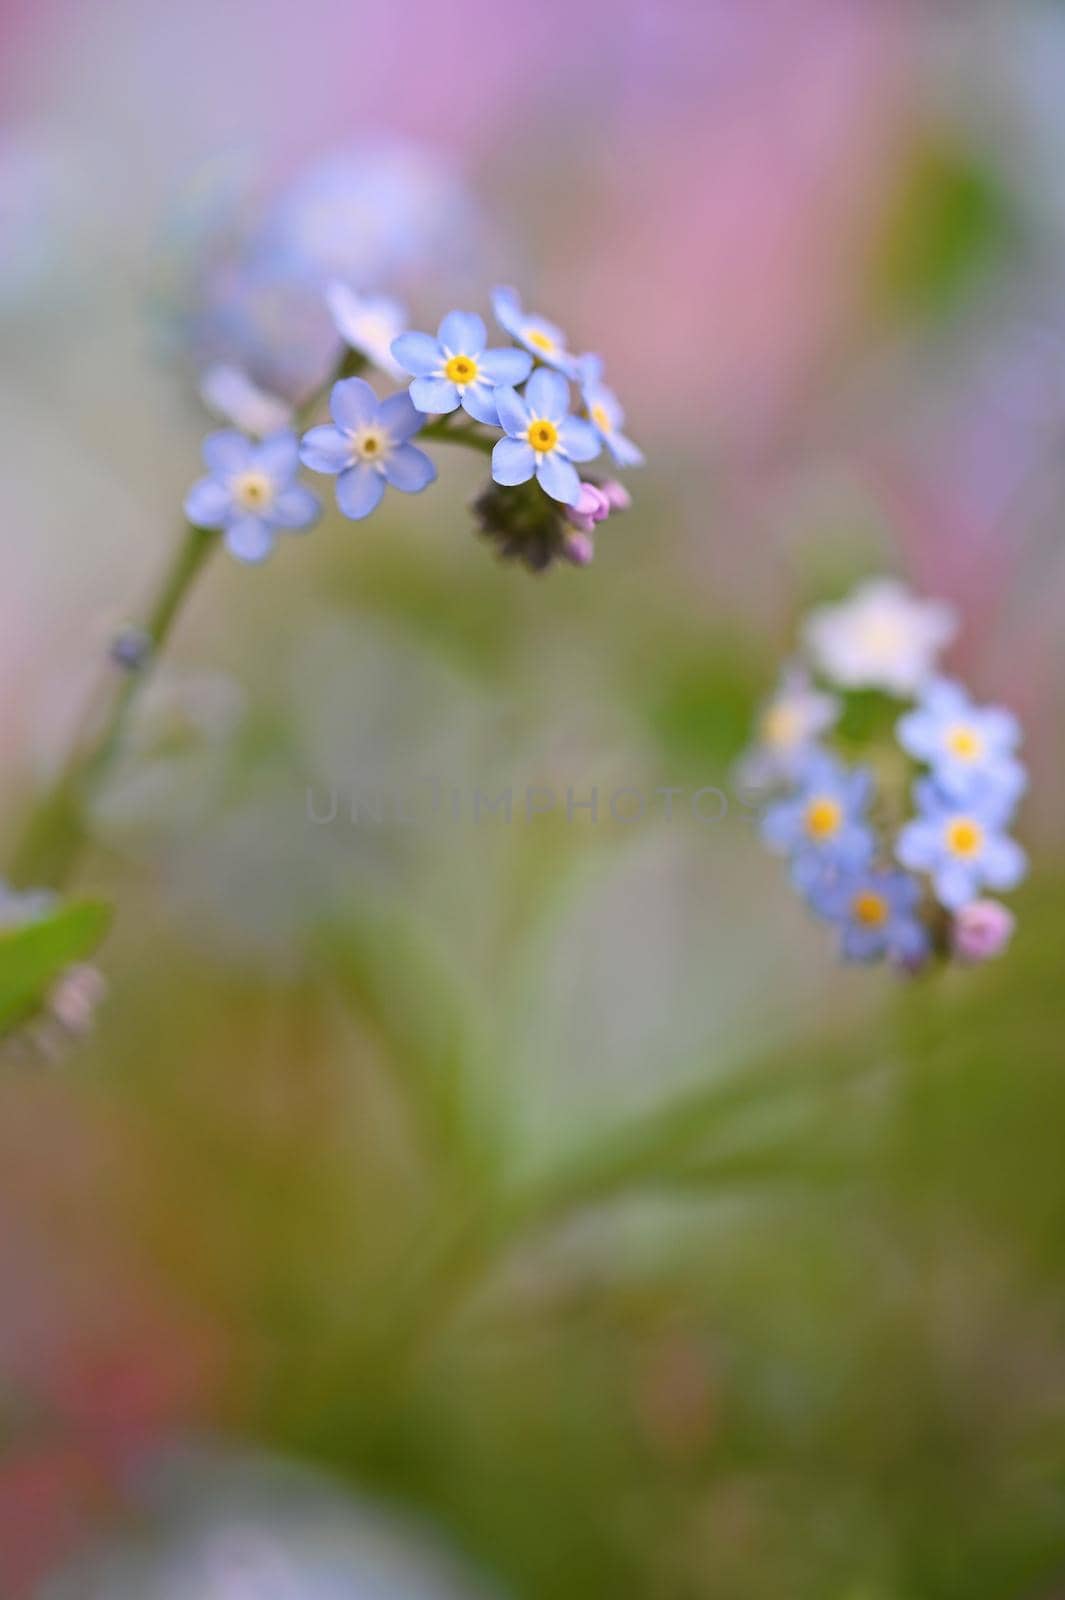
<box><xmin>391</xmin><ymin>310</ymin><xmax>532</xmax><ymax>425</ymax></box>
<box><xmin>184</xmin><ymin>430</ymin><xmax>320</xmax><ymax>563</ymax></box>
<box><xmin>299</xmin><ymin>378</ymin><xmax>436</xmax><ymax>521</ymax></box>
<box><xmin>491</xmin><ymin>368</ymin><xmax>600</xmax><ymax>507</ymax></box>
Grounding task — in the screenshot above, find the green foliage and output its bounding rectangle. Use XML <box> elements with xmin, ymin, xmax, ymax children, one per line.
<box><xmin>871</xmin><ymin>135</ymin><xmax>1011</xmax><ymax>318</ymax></box>
<box><xmin>645</xmin><ymin>633</ymin><xmax>764</xmax><ymax>772</ymax></box>
<box><xmin>0</xmin><ymin>899</ymin><xmax>110</xmax><ymax>1034</ymax></box>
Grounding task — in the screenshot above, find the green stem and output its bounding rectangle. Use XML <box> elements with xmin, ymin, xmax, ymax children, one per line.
<box><xmin>419</xmin><ymin>416</ymin><xmax>496</xmax><ymax>456</ymax></box>
<box><xmin>8</xmin><ymin>522</ymin><xmax>217</xmax><ymax>890</ymax></box>
<box><xmin>7</xmin><ymin>364</ymin><xmax>500</xmax><ymax>893</ymax></box>
<box><xmin>382</xmin><ymin>1037</ymin><xmax>883</xmax><ymax>1375</ymax></box>
<box><xmin>8</xmin><ymin>355</ymin><xmax>367</xmax><ymax>893</ymax></box>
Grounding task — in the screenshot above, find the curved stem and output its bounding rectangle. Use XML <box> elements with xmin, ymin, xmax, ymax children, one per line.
<box><xmin>8</xmin><ymin>355</ymin><xmax>365</xmax><ymax>892</ymax></box>
<box><xmin>8</xmin><ymin>523</ymin><xmax>217</xmax><ymax>890</ymax></box>
<box><xmin>7</xmin><ymin>368</ymin><xmax>498</xmax><ymax>893</ymax></box>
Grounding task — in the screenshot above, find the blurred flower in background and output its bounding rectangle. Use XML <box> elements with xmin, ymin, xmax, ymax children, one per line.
<box><xmin>43</xmin><ymin>1445</ymin><xmax>502</xmax><ymax>1599</ymax></box>
<box><xmin>2</xmin><ymin>0</ymin><xmax>1065</xmax><ymax>1597</ymax></box>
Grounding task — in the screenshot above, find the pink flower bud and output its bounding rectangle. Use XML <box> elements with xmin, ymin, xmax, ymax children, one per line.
<box><xmin>952</xmin><ymin>900</ymin><xmax>1016</xmax><ymax>964</ymax></box>
<box><xmin>565</xmin><ymin>483</ymin><xmax>611</xmax><ymax>534</ymax></box>
<box><xmin>563</xmin><ymin>531</ymin><xmax>595</xmax><ymax>567</ymax></box>
<box><xmin>600</xmin><ymin>480</ymin><xmax>632</xmax><ymax>512</ymax></box>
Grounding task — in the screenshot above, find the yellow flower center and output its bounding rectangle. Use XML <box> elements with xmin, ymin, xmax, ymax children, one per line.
<box><xmin>526</xmin><ymin>328</ymin><xmax>557</xmax><ymax>356</ymax></box>
<box><xmin>444</xmin><ymin>354</ymin><xmax>479</xmax><ymax>385</ymax></box>
<box><xmin>762</xmin><ymin>703</ymin><xmax>801</xmax><ymax>750</ymax></box>
<box><xmin>946</xmin><ymin>817</ymin><xmax>984</xmax><ymax>858</ymax></box>
<box><xmin>852</xmin><ymin>891</ymin><xmax>889</xmax><ymax>928</ymax></box>
<box><xmin>230</xmin><ymin>470</ymin><xmax>274</xmax><ymax>512</ymax></box>
<box><xmin>591</xmin><ymin>402</ymin><xmax>612</xmax><ymax>434</ymax></box>
<box><xmin>527</xmin><ymin>418</ymin><xmax>559</xmax><ymax>454</ymax></box>
<box><xmin>945</xmin><ymin>723</ymin><xmax>983</xmax><ymax>762</ymax></box>
<box><xmin>804</xmin><ymin>796</ymin><xmax>842</xmax><ymax>840</ymax></box>
<box><xmin>351</xmin><ymin>426</ymin><xmax>387</xmax><ymax>463</ymax></box>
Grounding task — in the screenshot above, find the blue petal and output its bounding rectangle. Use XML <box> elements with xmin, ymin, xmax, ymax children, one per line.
<box><xmin>791</xmin><ymin>851</ymin><xmax>832</xmax><ymax>897</ymax></box>
<box><xmin>586</xmin><ymin>383</ymin><xmax>624</xmax><ymax>430</ymax></box>
<box><xmin>330</xmin><ymin>377</ymin><xmax>378</xmax><ymax>431</ymax></box>
<box><xmin>924</xmin><ymin>679</ymin><xmax>968</xmax><ymax>716</ymax></box>
<box><xmin>271</xmin><ymin>484</ymin><xmax>320</xmax><ymax>528</ymax></box>
<box><xmin>252</xmin><ymin>430</ymin><xmax>299</xmax><ymax>484</ymax></box>
<box><xmin>224</xmin><ymin>516</ymin><xmax>276</xmax><ymax>564</ymax></box>
<box><xmin>606</xmin><ymin>429</ymin><xmax>645</xmax><ymax>468</ymax></box>
<box><xmin>896</xmin><ymin>819</ymin><xmax>938</xmax><ymax>871</ymax></box>
<box><xmin>379</xmin><ymin>391</ymin><xmax>424</xmax><ymax>442</ymax></box>
<box><xmin>184</xmin><ymin>478</ymin><xmax>231</xmax><ymax>529</ymax></box>
<box><xmin>410</xmin><ymin>376</ymin><xmax>460</xmax><ymax>414</ymax></box>
<box><xmin>536</xmin><ymin>451</ymin><xmax>581</xmax><ymax>506</ymax></box>
<box><xmin>934</xmin><ymin>860</ymin><xmax>975</xmax><ymax>911</ymax></box>
<box><xmin>391</xmin><ymin>331</ymin><xmax>442</xmax><ymax>377</ymax></box>
<box><xmin>837</xmin><ymin>825</ymin><xmax>875</xmax><ymax>869</ymax></box>
<box><xmin>336</xmin><ymin>463</ymin><xmax>385</xmax><ymax>520</ymax></box>
<box><xmin>577</xmin><ymin>353</ymin><xmax>605</xmax><ymax>386</ymax></box>
<box><xmin>982</xmin><ymin>834</ymin><xmax>1027</xmax><ymax>890</ymax></box>
<box><xmin>896</xmin><ymin>709</ymin><xmax>936</xmax><ymax>759</ymax></box>
<box><xmin>494</xmin><ymin>386</ymin><xmax>530</xmax><ymax>437</ymax></box>
<box><xmin>761</xmin><ymin>799</ymin><xmax>800</xmax><ymax>853</ymax></box>
<box><xmin>540</xmin><ymin>347</ymin><xmax>580</xmax><ymax>378</ymax></box>
<box><xmin>841</xmin><ymin>925</ymin><xmax>885</xmax><ymax>963</ymax></box>
<box><xmin>460</xmin><ymin>383</ymin><xmax>500</xmax><ymax>426</ymax></box>
<box><xmin>384</xmin><ymin>443</ymin><xmax>437</xmax><ymax>493</ymax></box>
<box><xmin>845</xmin><ymin>768</ymin><xmax>873</xmax><ymax>811</ymax></box>
<box><xmin>525</xmin><ymin>367</ymin><xmax>569</xmax><ymax>421</ymax></box>
<box><xmin>202</xmin><ymin>430</ymin><xmax>253</xmax><ymax>476</ymax></box>
<box><xmin>887</xmin><ymin>872</ymin><xmax>922</xmax><ymax>912</ymax></box>
<box><xmin>300</xmin><ymin>424</ymin><xmax>352</xmax><ymax>475</ymax></box>
<box><xmin>890</xmin><ymin>919</ymin><xmax>930</xmax><ymax>963</ymax></box>
<box><xmin>558</xmin><ymin>416</ymin><xmax>600</xmax><ymax>463</ymax></box>
<box><xmin>981</xmin><ymin>707</ymin><xmax>1021</xmax><ymax>749</ymax></box>
<box><xmin>491</xmin><ymin>286</ymin><xmax>523</xmax><ymax>339</ymax></box>
<box><xmin>491</xmin><ymin>437</ymin><xmax>536</xmax><ymax>486</ymax></box>
<box><xmin>478</xmin><ymin>347</ymin><xmax>533</xmax><ymax>387</ymax></box>
<box><xmin>438</xmin><ymin>310</ymin><xmax>486</xmax><ymax>355</ymax></box>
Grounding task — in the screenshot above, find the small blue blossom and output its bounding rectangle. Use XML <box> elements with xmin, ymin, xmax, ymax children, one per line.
<box><xmin>326</xmin><ymin>283</ymin><xmax>407</xmax><ymax>379</ymax></box>
<box><xmin>577</xmin><ymin>354</ymin><xmax>644</xmax><ymax>468</ymax></box>
<box><xmin>896</xmin><ymin>678</ymin><xmax>1026</xmax><ymax>807</ymax></box>
<box><xmin>491</xmin><ymin>286</ymin><xmax>580</xmax><ymax>376</ymax></box>
<box><xmin>391</xmin><ymin>310</ymin><xmax>532</xmax><ymax>425</ymax></box>
<box><xmin>184</xmin><ymin>430</ymin><xmax>320</xmax><ymax>564</ymax></box>
<box><xmin>491</xmin><ymin>368</ymin><xmax>600</xmax><ymax>507</ymax></box>
<box><xmin>299</xmin><ymin>377</ymin><xmax>436</xmax><ymax>521</ymax></box>
<box><xmin>808</xmin><ymin>865</ymin><xmax>930</xmax><ymax>965</ymax></box>
<box><xmin>896</xmin><ymin>777</ymin><xmax>1028</xmax><ymax>911</ymax></box>
<box><xmin>199</xmin><ymin>364</ymin><xmax>293</xmax><ymax>437</ymax></box>
<box><xmin>738</xmin><ymin>666</ymin><xmax>840</xmax><ymax>792</ymax></box>
<box><xmin>761</xmin><ymin>751</ymin><xmax>876</xmax><ymax>895</ymax></box>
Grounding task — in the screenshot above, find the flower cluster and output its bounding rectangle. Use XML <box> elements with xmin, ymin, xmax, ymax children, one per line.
<box><xmin>185</xmin><ymin>285</ymin><xmax>642</xmax><ymax>571</ymax></box>
<box><xmin>742</xmin><ymin>579</ymin><xmax>1027</xmax><ymax>971</ymax></box>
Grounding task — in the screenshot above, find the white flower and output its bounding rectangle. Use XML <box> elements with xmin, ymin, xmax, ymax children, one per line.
<box><xmin>325</xmin><ymin>282</ymin><xmax>406</xmax><ymax>379</ymax></box>
<box><xmin>738</xmin><ymin>666</ymin><xmax>839</xmax><ymax>790</ymax></box>
<box><xmin>802</xmin><ymin>578</ymin><xmax>958</xmax><ymax>697</ymax></box>
<box><xmin>199</xmin><ymin>364</ymin><xmax>293</xmax><ymax>437</ymax></box>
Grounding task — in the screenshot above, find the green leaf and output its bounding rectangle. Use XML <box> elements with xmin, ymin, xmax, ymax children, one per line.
<box><xmin>316</xmin><ymin>895</ymin><xmax>496</xmax><ymax>1188</ymax></box>
<box><xmin>871</xmin><ymin>136</ymin><xmax>1010</xmax><ymax>318</ymax></box>
<box><xmin>0</xmin><ymin>900</ymin><xmax>111</xmax><ymax>1034</ymax></box>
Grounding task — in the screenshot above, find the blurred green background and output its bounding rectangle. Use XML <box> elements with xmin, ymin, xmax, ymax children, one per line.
<box><xmin>2</xmin><ymin>0</ymin><xmax>1065</xmax><ymax>1595</ymax></box>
